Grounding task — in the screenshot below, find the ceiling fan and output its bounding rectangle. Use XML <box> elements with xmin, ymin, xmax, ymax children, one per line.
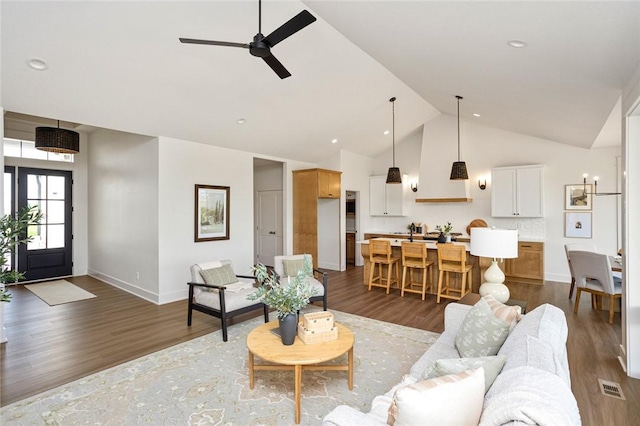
<box><xmin>179</xmin><ymin>0</ymin><xmax>316</xmax><ymax>79</ymax></box>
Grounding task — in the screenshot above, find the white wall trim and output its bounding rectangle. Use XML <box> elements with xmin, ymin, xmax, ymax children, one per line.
<box><xmin>88</xmin><ymin>269</ymin><xmax>159</xmax><ymax>305</ymax></box>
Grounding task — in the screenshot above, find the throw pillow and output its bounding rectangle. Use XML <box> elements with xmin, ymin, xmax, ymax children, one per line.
<box><xmin>455</xmin><ymin>297</ymin><xmax>510</xmax><ymax>357</ymax></box>
<box><xmin>424</xmin><ymin>355</ymin><xmax>506</xmax><ymax>393</ymax></box>
<box><xmin>388</xmin><ymin>368</ymin><xmax>484</xmax><ymax>426</ymax></box>
<box><xmin>282</xmin><ymin>259</ymin><xmax>305</xmax><ymax>277</ymax></box>
<box><xmin>200</xmin><ymin>263</ymin><xmax>238</xmax><ymax>289</ymax></box>
<box><xmin>483</xmin><ymin>293</ymin><xmax>522</xmax><ymax>332</ymax></box>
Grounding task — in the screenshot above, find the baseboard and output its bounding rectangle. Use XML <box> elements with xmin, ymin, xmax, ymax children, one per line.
<box><xmin>318</xmin><ymin>261</ymin><xmax>340</xmax><ymax>271</ymax></box>
<box><xmin>87</xmin><ymin>269</ymin><xmax>160</xmax><ymax>304</ymax></box>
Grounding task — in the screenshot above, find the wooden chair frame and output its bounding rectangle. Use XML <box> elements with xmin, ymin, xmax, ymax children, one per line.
<box><xmin>436</xmin><ymin>243</ymin><xmax>473</xmax><ymax>303</ymax></box>
<box><xmin>368</xmin><ymin>239</ymin><xmax>401</xmax><ymax>294</ymax></box>
<box><xmin>401</xmin><ymin>241</ymin><xmax>434</xmax><ymax>300</ymax></box>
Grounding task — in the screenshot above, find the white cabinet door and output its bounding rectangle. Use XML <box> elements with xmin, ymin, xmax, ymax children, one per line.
<box><xmin>516</xmin><ymin>166</ymin><xmax>544</xmax><ymax>217</ymax></box>
<box><xmin>491</xmin><ymin>165</ymin><xmax>544</xmax><ymax>217</ymax></box>
<box><xmin>369</xmin><ymin>175</ymin><xmax>407</xmax><ymax>216</ymax></box>
<box><xmin>491</xmin><ymin>168</ymin><xmax>517</xmax><ymax>217</ymax></box>
<box><xmin>369</xmin><ymin>176</ymin><xmax>387</xmax><ymax>216</ymax></box>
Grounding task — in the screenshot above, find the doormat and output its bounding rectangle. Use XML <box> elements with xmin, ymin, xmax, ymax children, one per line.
<box><xmin>24</xmin><ymin>280</ymin><xmax>96</xmax><ymax>306</ymax></box>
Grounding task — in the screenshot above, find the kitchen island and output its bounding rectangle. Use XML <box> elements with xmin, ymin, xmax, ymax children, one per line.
<box><xmin>358</xmin><ymin>237</ymin><xmax>484</xmax><ymax>296</ymax></box>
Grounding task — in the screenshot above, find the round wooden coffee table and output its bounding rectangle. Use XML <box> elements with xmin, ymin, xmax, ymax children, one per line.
<box><xmin>246</xmin><ymin>320</ymin><xmax>354</xmax><ymax>424</ymax></box>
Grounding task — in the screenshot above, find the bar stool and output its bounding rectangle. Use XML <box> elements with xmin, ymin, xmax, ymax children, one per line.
<box><xmin>401</xmin><ymin>241</ymin><xmax>434</xmax><ymax>300</ymax></box>
<box><xmin>368</xmin><ymin>239</ymin><xmax>401</xmax><ymax>294</ymax></box>
<box><xmin>436</xmin><ymin>243</ymin><xmax>473</xmax><ymax>303</ymax></box>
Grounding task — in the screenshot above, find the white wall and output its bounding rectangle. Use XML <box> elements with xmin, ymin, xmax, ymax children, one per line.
<box><xmin>87</xmin><ymin>129</ymin><xmax>159</xmax><ymax>302</ymax></box>
<box><xmin>349</xmin><ymin>114</ymin><xmax>622</xmax><ymax>283</ymax></box>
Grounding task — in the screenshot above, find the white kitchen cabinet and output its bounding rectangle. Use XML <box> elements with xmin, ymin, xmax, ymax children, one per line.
<box><xmin>491</xmin><ymin>165</ymin><xmax>544</xmax><ymax>217</ymax></box>
<box><xmin>369</xmin><ymin>175</ymin><xmax>407</xmax><ymax>216</ymax></box>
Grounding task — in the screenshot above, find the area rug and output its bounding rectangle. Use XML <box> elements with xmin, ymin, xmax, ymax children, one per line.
<box><xmin>0</xmin><ymin>308</ymin><xmax>439</xmax><ymax>425</ymax></box>
<box><xmin>24</xmin><ymin>280</ymin><xmax>96</xmax><ymax>306</ymax></box>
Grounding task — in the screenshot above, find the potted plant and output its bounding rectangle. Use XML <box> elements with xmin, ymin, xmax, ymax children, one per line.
<box><xmin>436</xmin><ymin>222</ymin><xmax>453</xmax><ymax>243</ymax></box>
<box><xmin>248</xmin><ymin>257</ymin><xmax>318</xmax><ymax>345</ymax></box>
<box><xmin>0</xmin><ymin>205</ymin><xmax>43</xmax><ymax>343</ymax></box>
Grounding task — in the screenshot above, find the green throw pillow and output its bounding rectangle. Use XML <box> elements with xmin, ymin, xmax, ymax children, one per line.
<box><xmin>200</xmin><ymin>264</ymin><xmax>238</xmax><ymax>289</ymax></box>
<box><xmin>282</xmin><ymin>258</ymin><xmax>314</xmax><ymax>278</ymax></box>
<box><xmin>455</xmin><ymin>298</ymin><xmax>510</xmax><ymax>358</ymax></box>
<box><xmin>424</xmin><ymin>355</ymin><xmax>506</xmax><ymax>393</ymax></box>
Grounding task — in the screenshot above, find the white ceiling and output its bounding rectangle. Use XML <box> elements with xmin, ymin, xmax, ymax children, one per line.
<box><xmin>3</xmin><ymin>1</ymin><xmax>639</xmax><ymax>163</ymax></box>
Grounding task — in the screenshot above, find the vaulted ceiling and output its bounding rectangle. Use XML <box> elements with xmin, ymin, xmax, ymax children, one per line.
<box><xmin>2</xmin><ymin>1</ymin><xmax>639</xmax><ymax>163</ymax></box>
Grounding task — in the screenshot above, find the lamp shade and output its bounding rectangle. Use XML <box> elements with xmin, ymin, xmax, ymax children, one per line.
<box><xmin>35</xmin><ymin>127</ymin><xmax>80</xmax><ymax>154</ymax></box>
<box><xmin>450</xmin><ymin>161</ymin><xmax>468</xmax><ymax>180</ymax></box>
<box><xmin>386</xmin><ymin>167</ymin><xmax>402</xmax><ymax>184</ymax></box>
<box><xmin>470</xmin><ymin>228</ymin><xmax>518</xmax><ymax>259</ymax></box>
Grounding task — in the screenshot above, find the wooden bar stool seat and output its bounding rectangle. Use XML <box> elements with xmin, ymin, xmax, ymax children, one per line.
<box><xmin>368</xmin><ymin>239</ymin><xmax>401</xmax><ymax>294</ymax></box>
<box><xmin>401</xmin><ymin>242</ymin><xmax>434</xmax><ymax>300</ymax></box>
<box><xmin>436</xmin><ymin>243</ymin><xmax>473</xmax><ymax>303</ymax></box>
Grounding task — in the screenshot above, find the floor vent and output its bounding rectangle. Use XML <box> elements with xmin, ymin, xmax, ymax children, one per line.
<box><xmin>598</xmin><ymin>378</ymin><xmax>626</xmax><ymax>400</ymax></box>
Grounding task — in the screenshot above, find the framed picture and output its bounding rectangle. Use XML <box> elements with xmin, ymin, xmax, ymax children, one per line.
<box><xmin>565</xmin><ymin>184</ymin><xmax>592</xmax><ymax>210</ymax></box>
<box><xmin>565</xmin><ymin>212</ymin><xmax>592</xmax><ymax>238</ymax></box>
<box><xmin>195</xmin><ymin>184</ymin><xmax>230</xmax><ymax>242</ymax></box>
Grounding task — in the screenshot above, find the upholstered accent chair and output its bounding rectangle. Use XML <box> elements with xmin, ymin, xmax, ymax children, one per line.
<box><xmin>187</xmin><ymin>259</ymin><xmax>269</xmax><ymax>341</ymax></box>
<box><xmin>273</xmin><ymin>254</ymin><xmax>328</xmax><ymax>310</ymax></box>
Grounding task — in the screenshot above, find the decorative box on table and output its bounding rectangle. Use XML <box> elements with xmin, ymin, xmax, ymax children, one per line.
<box><xmin>298</xmin><ymin>311</ymin><xmax>338</xmax><ymax>344</ymax></box>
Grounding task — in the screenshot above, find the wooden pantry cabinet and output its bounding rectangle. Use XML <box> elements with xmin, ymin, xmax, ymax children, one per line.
<box><xmin>504</xmin><ymin>241</ymin><xmax>544</xmax><ymax>285</ymax></box>
<box><xmin>293</xmin><ymin>168</ymin><xmax>342</xmax><ymax>269</ymax></box>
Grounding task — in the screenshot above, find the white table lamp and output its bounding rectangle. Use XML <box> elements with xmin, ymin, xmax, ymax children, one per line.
<box><xmin>470</xmin><ymin>228</ymin><xmax>519</xmax><ymax>303</ymax></box>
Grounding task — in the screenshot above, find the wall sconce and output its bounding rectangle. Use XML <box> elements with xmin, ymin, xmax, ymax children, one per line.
<box><xmin>410</xmin><ymin>181</ymin><xmax>418</xmax><ymax>192</ymax></box>
<box><xmin>478</xmin><ymin>179</ymin><xmax>487</xmax><ymax>190</ymax></box>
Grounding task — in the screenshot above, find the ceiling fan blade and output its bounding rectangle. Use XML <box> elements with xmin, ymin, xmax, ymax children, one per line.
<box><xmin>262</xmin><ymin>54</ymin><xmax>291</xmax><ymax>79</ymax></box>
<box><xmin>263</xmin><ymin>10</ymin><xmax>316</xmax><ymax>47</ymax></box>
<box><xmin>179</xmin><ymin>38</ymin><xmax>249</xmax><ymax>49</ymax></box>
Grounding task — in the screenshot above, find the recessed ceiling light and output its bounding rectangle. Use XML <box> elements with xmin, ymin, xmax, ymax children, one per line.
<box><xmin>507</xmin><ymin>40</ymin><xmax>528</xmax><ymax>48</ymax></box>
<box><xmin>27</xmin><ymin>58</ymin><xmax>48</xmax><ymax>71</ymax></box>
<box><xmin>331</xmin><ymin>138</ymin><xmax>338</xmax><ymax>144</ymax></box>
<box><xmin>236</xmin><ymin>118</ymin><xmax>247</xmax><ymax>125</ymax></box>
<box><xmin>383</xmin><ymin>130</ymin><xmax>390</xmax><ymax>135</ymax></box>
<box><xmin>473</xmin><ymin>113</ymin><xmax>481</xmax><ymax>117</ymax></box>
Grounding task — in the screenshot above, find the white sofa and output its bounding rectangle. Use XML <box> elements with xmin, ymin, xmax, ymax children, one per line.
<box><xmin>323</xmin><ymin>302</ymin><xmax>581</xmax><ymax>425</ymax></box>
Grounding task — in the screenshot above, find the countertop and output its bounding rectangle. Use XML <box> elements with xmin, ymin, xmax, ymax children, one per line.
<box><xmin>358</xmin><ymin>237</ymin><xmax>471</xmax><ymax>251</ymax></box>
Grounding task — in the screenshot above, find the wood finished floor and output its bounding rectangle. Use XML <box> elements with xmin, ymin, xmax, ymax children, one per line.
<box><xmin>1</xmin><ymin>268</ymin><xmax>639</xmax><ymax>425</ymax></box>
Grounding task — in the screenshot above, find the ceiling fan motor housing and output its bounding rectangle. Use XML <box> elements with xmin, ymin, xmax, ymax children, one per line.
<box><xmin>250</xmin><ymin>34</ymin><xmax>270</xmax><ymax>57</ymax></box>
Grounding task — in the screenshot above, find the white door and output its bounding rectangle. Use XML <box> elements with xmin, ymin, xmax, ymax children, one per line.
<box><xmin>256</xmin><ymin>190</ymin><xmax>283</xmax><ymax>266</ymax></box>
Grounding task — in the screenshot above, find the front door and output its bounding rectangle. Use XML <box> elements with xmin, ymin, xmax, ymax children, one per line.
<box><xmin>17</xmin><ymin>167</ymin><xmax>73</xmax><ymax>281</ymax></box>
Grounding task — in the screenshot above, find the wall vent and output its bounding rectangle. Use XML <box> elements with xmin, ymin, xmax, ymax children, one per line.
<box><xmin>598</xmin><ymin>378</ymin><xmax>625</xmax><ymax>400</ymax></box>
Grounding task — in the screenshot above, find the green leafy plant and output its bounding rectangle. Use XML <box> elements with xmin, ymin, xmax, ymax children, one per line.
<box><xmin>436</xmin><ymin>222</ymin><xmax>453</xmax><ymax>234</ymax></box>
<box><xmin>247</xmin><ymin>256</ymin><xmax>318</xmax><ymax>319</ymax></box>
<box><xmin>0</xmin><ymin>205</ymin><xmax>43</xmax><ymax>302</ymax></box>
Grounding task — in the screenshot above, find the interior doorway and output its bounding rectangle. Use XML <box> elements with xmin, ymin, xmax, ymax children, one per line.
<box><xmin>345</xmin><ymin>190</ymin><xmax>359</xmax><ymax>267</ymax></box>
<box><xmin>253</xmin><ymin>159</ymin><xmax>284</xmax><ymax>266</ymax></box>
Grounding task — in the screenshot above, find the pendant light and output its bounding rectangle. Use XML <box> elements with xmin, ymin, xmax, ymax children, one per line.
<box><xmin>450</xmin><ymin>95</ymin><xmax>468</xmax><ymax>180</ymax></box>
<box><xmin>386</xmin><ymin>96</ymin><xmax>402</xmax><ymax>184</ymax></box>
<box><xmin>35</xmin><ymin>120</ymin><xmax>80</xmax><ymax>154</ymax></box>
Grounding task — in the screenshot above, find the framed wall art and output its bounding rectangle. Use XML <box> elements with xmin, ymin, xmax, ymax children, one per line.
<box><xmin>565</xmin><ymin>212</ymin><xmax>592</xmax><ymax>239</ymax></box>
<box><xmin>195</xmin><ymin>184</ymin><xmax>230</xmax><ymax>242</ymax></box>
<box><xmin>565</xmin><ymin>184</ymin><xmax>592</xmax><ymax>210</ymax></box>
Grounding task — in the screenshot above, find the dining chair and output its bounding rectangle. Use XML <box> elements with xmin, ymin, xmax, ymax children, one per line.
<box><xmin>569</xmin><ymin>250</ymin><xmax>622</xmax><ymax>324</ymax></box>
<box><xmin>400</xmin><ymin>241</ymin><xmax>434</xmax><ymax>300</ymax></box>
<box><xmin>436</xmin><ymin>243</ymin><xmax>473</xmax><ymax>303</ymax></box>
<box><xmin>368</xmin><ymin>239</ymin><xmax>401</xmax><ymax>294</ymax></box>
<box><xmin>564</xmin><ymin>243</ymin><xmax>598</xmax><ymax>299</ymax></box>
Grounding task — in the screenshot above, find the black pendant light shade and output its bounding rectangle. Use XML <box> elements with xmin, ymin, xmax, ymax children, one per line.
<box><xmin>35</xmin><ymin>122</ymin><xmax>79</xmax><ymax>154</ymax></box>
<box><xmin>450</xmin><ymin>95</ymin><xmax>468</xmax><ymax>180</ymax></box>
<box><xmin>386</xmin><ymin>97</ymin><xmax>402</xmax><ymax>184</ymax></box>
<box><xmin>450</xmin><ymin>161</ymin><xmax>469</xmax><ymax>180</ymax></box>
